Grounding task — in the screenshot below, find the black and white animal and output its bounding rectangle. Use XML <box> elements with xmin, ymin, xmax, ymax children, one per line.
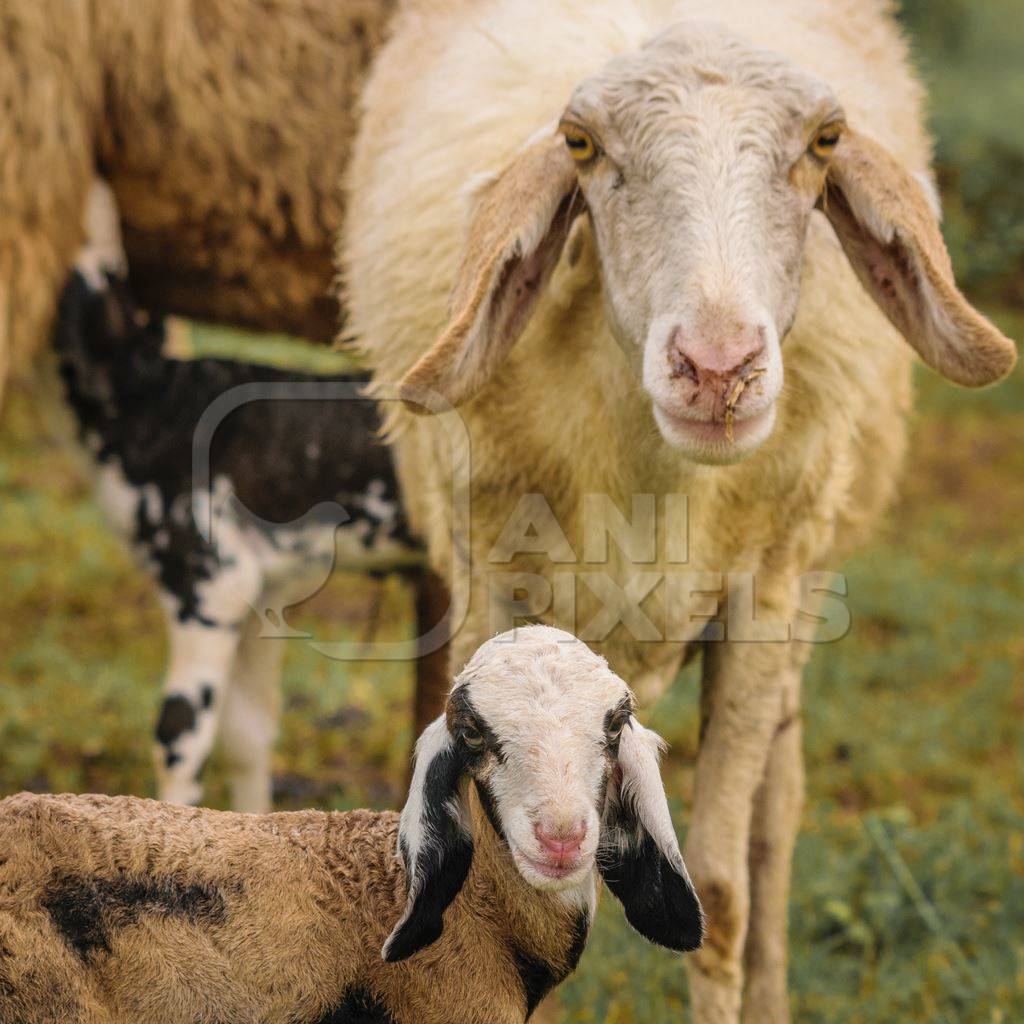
<box><xmin>0</xmin><ymin>627</ymin><xmax>702</xmax><ymax>1024</ymax></box>
<box><xmin>53</xmin><ymin>182</ymin><xmax>432</xmax><ymax>813</ymax></box>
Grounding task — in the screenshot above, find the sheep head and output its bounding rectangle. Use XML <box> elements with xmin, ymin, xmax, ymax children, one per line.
<box><xmin>398</xmin><ymin>21</ymin><xmax>1016</xmax><ymax>464</ymax></box>
<box><xmin>382</xmin><ymin>625</ymin><xmax>703</xmax><ymax>962</ymax></box>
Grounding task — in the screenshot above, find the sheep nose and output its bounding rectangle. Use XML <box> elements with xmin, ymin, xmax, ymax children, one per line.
<box><xmin>668</xmin><ymin>323</ymin><xmax>766</xmax><ymax>396</ymax></box>
<box><xmin>534</xmin><ymin>822</ymin><xmax>587</xmax><ymax>859</ymax></box>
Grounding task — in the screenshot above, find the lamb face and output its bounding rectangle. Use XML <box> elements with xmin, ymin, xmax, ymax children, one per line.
<box><xmin>449</xmin><ymin>625</ymin><xmax>630</xmax><ymax>892</ymax></box>
<box><xmin>383</xmin><ymin>625</ymin><xmax>703</xmax><ymax>963</ymax></box>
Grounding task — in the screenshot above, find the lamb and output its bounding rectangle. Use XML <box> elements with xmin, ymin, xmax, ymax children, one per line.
<box><xmin>0</xmin><ymin>626</ymin><xmax>703</xmax><ymax>1024</ymax></box>
<box><xmin>52</xmin><ymin>182</ymin><xmax>446</xmax><ymax>814</ymax></box>
<box><xmin>0</xmin><ymin>0</ymin><xmax>395</xmax><ymax>400</ymax></box>
<box><xmin>342</xmin><ymin>3</ymin><xmax>1018</xmax><ymax>1021</ymax></box>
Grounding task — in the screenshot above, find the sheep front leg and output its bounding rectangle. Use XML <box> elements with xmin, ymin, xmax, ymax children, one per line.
<box><xmin>684</xmin><ymin>634</ymin><xmax>795</xmax><ymax>1024</ymax></box>
<box><xmin>742</xmin><ymin>658</ymin><xmax>807</xmax><ymax>1024</ymax></box>
<box><xmin>154</xmin><ymin>614</ymin><xmax>243</xmax><ymax>807</ymax></box>
<box><xmin>220</xmin><ymin>610</ymin><xmax>287</xmax><ymax>813</ymax></box>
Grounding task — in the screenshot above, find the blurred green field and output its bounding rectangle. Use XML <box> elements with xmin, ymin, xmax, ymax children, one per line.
<box><xmin>1</xmin><ymin>4</ymin><xmax>1023</xmax><ymax>1021</ymax></box>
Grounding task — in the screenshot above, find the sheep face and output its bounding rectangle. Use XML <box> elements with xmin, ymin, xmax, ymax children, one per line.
<box><xmin>399</xmin><ymin>22</ymin><xmax>1015</xmax><ymax>454</ymax></box>
<box><xmin>559</xmin><ymin>24</ymin><xmax>840</xmax><ymax>464</ymax></box>
<box><xmin>383</xmin><ymin>625</ymin><xmax>703</xmax><ymax>962</ymax></box>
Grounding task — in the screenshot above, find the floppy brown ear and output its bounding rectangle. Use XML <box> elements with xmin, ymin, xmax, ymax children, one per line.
<box><xmin>821</xmin><ymin>129</ymin><xmax>1017</xmax><ymax>386</ymax></box>
<box><xmin>399</xmin><ymin>135</ymin><xmax>585</xmax><ymax>412</ymax></box>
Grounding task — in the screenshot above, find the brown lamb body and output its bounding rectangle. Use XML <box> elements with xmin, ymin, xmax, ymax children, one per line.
<box><xmin>0</xmin><ymin>0</ymin><xmax>396</xmax><ymax>394</ymax></box>
<box><xmin>0</xmin><ymin>792</ymin><xmax>581</xmax><ymax>1024</ymax></box>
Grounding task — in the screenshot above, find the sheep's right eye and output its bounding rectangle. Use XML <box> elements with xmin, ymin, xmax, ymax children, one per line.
<box><xmin>560</xmin><ymin>124</ymin><xmax>597</xmax><ymax>163</ymax></box>
<box><xmin>461</xmin><ymin>727</ymin><xmax>485</xmax><ymax>750</ymax></box>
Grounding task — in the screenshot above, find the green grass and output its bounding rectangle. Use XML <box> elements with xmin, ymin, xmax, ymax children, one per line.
<box><xmin>1</xmin><ymin>312</ymin><xmax>1022</xmax><ymax>1022</ymax></box>
<box><xmin>899</xmin><ymin>0</ymin><xmax>1024</xmax><ymax>306</ymax></box>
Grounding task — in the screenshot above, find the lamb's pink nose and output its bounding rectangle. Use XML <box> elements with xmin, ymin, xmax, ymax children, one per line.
<box><xmin>534</xmin><ymin>823</ymin><xmax>586</xmax><ymax>860</ymax></box>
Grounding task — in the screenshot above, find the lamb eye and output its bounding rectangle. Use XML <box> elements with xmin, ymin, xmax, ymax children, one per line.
<box><xmin>606</xmin><ymin>718</ymin><xmax>626</xmax><ymax>743</ymax></box>
<box><xmin>810</xmin><ymin>124</ymin><xmax>843</xmax><ymax>160</ymax></box>
<box><xmin>462</xmin><ymin>726</ymin><xmax>485</xmax><ymax>750</ymax></box>
<box><xmin>561</xmin><ymin>124</ymin><xmax>597</xmax><ymax>163</ymax></box>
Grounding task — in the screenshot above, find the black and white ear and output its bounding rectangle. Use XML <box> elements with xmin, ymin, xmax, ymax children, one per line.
<box><xmin>382</xmin><ymin>715</ymin><xmax>474</xmax><ymax>962</ymax></box>
<box><xmin>600</xmin><ymin>719</ymin><xmax>704</xmax><ymax>952</ymax></box>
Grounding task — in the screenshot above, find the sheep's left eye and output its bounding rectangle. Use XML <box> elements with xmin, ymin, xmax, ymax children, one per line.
<box><xmin>462</xmin><ymin>727</ymin><xmax>485</xmax><ymax>750</ymax></box>
<box><xmin>810</xmin><ymin>123</ymin><xmax>843</xmax><ymax>160</ymax></box>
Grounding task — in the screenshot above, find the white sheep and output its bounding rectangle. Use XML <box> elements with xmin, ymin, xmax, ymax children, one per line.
<box><xmin>0</xmin><ymin>626</ymin><xmax>702</xmax><ymax>1024</ymax></box>
<box><xmin>342</xmin><ymin>3</ymin><xmax>1018</xmax><ymax>1021</ymax></box>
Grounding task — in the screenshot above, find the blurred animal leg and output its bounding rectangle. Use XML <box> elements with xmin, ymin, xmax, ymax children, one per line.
<box><xmin>154</xmin><ymin>611</ymin><xmax>242</xmax><ymax>806</ymax></box>
<box><xmin>412</xmin><ymin>566</ymin><xmax>451</xmax><ymax>735</ymax></box>
<box><xmin>152</xmin><ymin>522</ymin><xmax>264</xmax><ymax>806</ymax></box>
<box><xmin>742</xmin><ymin>664</ymin><xmax>805</xmax><ymax>1024</ymax></box>
<box><xmin>684</xmin><ymin>634</ymin><xmax>792</xmax><ymax>1024</ymax></box>
<box><xmin>220</xmin><ymin>609</ymin><xmax>287</xmax><ymax>814</ymax></box>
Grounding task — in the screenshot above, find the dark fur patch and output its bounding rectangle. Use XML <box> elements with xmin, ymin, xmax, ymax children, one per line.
<box><xmin>155</xmin><ymin>695</ymin><xmax>196</xmax><ymax>746</ymax></box>
<box><xmin>447</xmin><ymin>688</ymin><xmax>505</xmax><ymax>762</ymax></box>
<box><xmin>200</xmin><ymin>684</ymin><xmax>215</xmax><ymax>709</ymax></box>
<box><xmin>599</xmin><ymin>827</ymin><xmax>703</xmax><ymax>952</ymax></box>
<box><xmin>512</xmin><ymin>910</ymin><xmax>588</xmax><ymax>1020</ymax></box>
<box><xmin>564</xmin><ymin>909</ymin><xmax>590</xmax><ymax>975</ymax></box>
<box><xmin>602</xmin><ymin>697</ymin><xmax>633</xmax><ymax>756</ymax></box>
<box><xmin>41</xmin><ymin>873</ymin><xmax>228</xmax><ymax>962</ymax></box>
<box><xmin>314</xmin><ymin>987</ymin><xmax>398</xmax><ymax>1023</ymax></box>
<box><xmin>53</xmin><ymin>270</ymin><xmax>420</xmax><ymax>627</ymax></box>
<box><xmin>383</xmin><ymin>742</ymin><xmax>473</xmax><ymax>962</ymax></box>
<box><xmin>474</xmin><ymin>777</ymin><xmax>505</xmax><ymax>844</ymax></box>
<box><xmin>513</xmin><ymin>948</ymin><xmax>556</xmax><ymax>1021</ymax></box>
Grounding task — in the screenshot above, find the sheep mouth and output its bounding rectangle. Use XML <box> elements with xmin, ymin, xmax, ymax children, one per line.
<box><xmin>511</xmin><ymin>846</ymin><xmax>591</xmax><ymax>886</ymax></box>
<box><xmin>651</xmin><ymin>401</ymin><xmax>776</xmax><ymax>459</ymax></box>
